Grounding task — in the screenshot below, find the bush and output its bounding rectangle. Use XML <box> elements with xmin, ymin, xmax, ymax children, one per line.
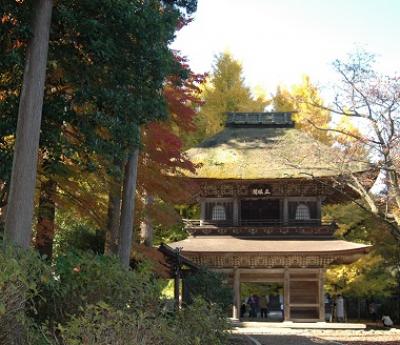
<box><xmin>62</xmin><ymin>298</ymin><xmax>230</xmax><ymax>345</ymax></box>
<box><xmin>0</xmin><ymin>245</ymin><xmax>51</xmax><ymax>344</ymax></box>
<box><xmin>185</xmin><ymin>268</ymin><xmax>233</xmax><ymax>310</ymax></box>
<box><xmin>61</xmin><ymin>303</ymin><xmax>166</xmax><ymax>345</ymax></box>
<box><xmin>1</xmin><ymin>247</ymin><xmax>230</xmax><ymax>345</ymax></box>
<box><xmin>38</xmin><ymin>251</ymin><xmax>162</xmax><ymax>325</ymax></box>
<box><xmin>53</xmin><ymin>216</ymin><xmax>104</xmax><ymax>257</ymax></box>
<box><xmin>169</xmin><ymin>298</ymin><xmax>230</xmax><ymax>345</ymax></box>
<box><xmin>50</xmin><ymin>253</ymin><xmax>230</xmax><ymax>344</ymax></box>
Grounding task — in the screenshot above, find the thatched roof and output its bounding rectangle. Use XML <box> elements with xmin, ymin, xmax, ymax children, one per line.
<box><xmin>168</xmin><ymin>237</ymin><xmax>371</xmax><ymax>255</ymax></box>
<box><xmin>183</xmin><ymin>113</ymin><xmax>369</xmax><ymax>180</ymax></box>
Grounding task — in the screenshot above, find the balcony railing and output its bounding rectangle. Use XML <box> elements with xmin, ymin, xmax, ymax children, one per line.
<box><xmin>183</xmin><ymin>219</ymin><xmax>334</xmax><ymax>228</ymax></box>
<box><xmin>182</xmin><ymin>219</ymin><xmax>337</xmax><ymax>238</ymax></box>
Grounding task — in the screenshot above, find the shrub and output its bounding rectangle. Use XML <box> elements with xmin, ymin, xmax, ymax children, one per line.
<box><xmin>185</xmin><ymin>268</ymin><xmax>233</xmax><ymax>310</ymax></box>
<box><xmin>0</xmin><ymin>245</ymin><xmax>51</xmax><ymax>344</ymax></box>
<box><xmin>1</xmin><ymin>247</ymin><xmax>231</xmax><ymax>345</ymax></box>
<box><xmin>60</xmin><ymin>303</ymin><xmax>166</xmax><ymax>345</ymax></box>
<box><xmin>61</xmin><ymin>298</ymin><xmax>230</xmax><ymax>345</ymax></box>
<box><xmin>38</xmin><ymin>251</ymin><xmax>162</xmax><ymax>325</ymax></box>
<box><xmin>167</xmin><ymin>298</ymin><xmax>230</xmax><ymax>345</ymax></box>
<box><xmin>53</xmin><ymin>215</ymin><xmax>104</xmax><ymax>257</ymax></box>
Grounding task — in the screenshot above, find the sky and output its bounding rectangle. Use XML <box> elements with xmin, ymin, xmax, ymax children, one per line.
<box><xmin>171</xmin><ymin>0</ymin><xmax>400</xmax><ymax>99</ymax></box>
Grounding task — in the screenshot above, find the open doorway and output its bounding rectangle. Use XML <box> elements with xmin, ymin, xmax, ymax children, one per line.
<box><xmin>240</xmin><ymin>199</ymin><xmax>281</xmax><ymax>225</ymax></box>
<box><xmin>240</xmin><ymin>282</ymin><xmax>284</xmax><ymax>321</ymax></box>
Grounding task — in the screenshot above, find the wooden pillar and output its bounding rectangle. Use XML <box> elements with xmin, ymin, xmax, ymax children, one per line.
<box><xmin>174</xmin><ymin>271</ymin><xmax>181</xmax><ymax>310</ymax></box>
<box><xmin>174</xmin><ymin>248</ymin><xmax>182</xmax><ymax>310</ymax></box>
<box><xmin>317</xmin><ymin>197</ymin><xmax>322</xmax><ymax>223</ymax></box>
<box><xmin>233</xmin><ymin>197</ymin><xmax>239</xmax><ymax>226</ymax></box>
<box><xmin>284</xmin><ymin>268</ymin><xmax>290</xmax><ymax>321</ymax></box>
<box><xmin>319</xmin><ymin>268</ymin><xmax>325</xmax><ymax>321</ymax></box>
<box><xmin>182</xmin><ymin>276</ymin><xmax>190</xmax><ymax>305</ymax></box>
<box><xmin>232</xmin><ymin>268</ymin><xmax>241</xmax><ymax>319</ymax></box>
<box><xmin>200</xmin><ymin>198</ymin><xmax>205</xmax><ymax>226</ymax></box>
<box><xmin>283</xmin><ymin>197</ymin><xmax>288</xmax><ymax>225</ymax></box>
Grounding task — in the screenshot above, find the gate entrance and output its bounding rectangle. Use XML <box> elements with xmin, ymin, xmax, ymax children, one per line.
<box><xmin>240</xmin><ymin>282</ymin><xmax>283</xmax><ymax>321</ymax></box>
<box><xmin>233</xmin><ymin>268</ymin><xmax>325</xmax><ymax>322</ymax></box>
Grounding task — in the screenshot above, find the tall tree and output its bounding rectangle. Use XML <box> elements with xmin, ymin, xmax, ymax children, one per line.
<box><xmin>3</xmin><ymin>0</ymin><xmax>53</xmax><ymax>248</ymax></box>
<box><xmin>1</xmin><ymin>0</ymin><xmax>198</xmax><ymax>263</ymax></box>
<box><xmin>35</xmin><ymin>178</ymin><xmax>57</xmax><ymax>258</ymax></box>
<box><xmin>134</xmin><ymin>68</ymin><xmax>203</xmax><ymax>246</ymax></box>
<box><xmin>118</xmin><ymin>149</ymin><xmax>140</xmax><ymax>266</ymax></box>
<box><xmin>272</xmin><ymin>75</ymin><xmax>332</xmax><ymax>144</ymax></box>
<box><xmin>305</xmin><ymin>52</ymin><xmax>400</xmax><ymax>242</ymax></box>
<box><xmin>192</xmin><ymin>52</ymin><xmax>268</xmax><ymax>144</ymax></box>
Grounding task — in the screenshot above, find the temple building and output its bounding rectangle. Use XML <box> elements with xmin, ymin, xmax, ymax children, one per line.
<box><xmin>168</xmin><ymin>112</ymin><xmax>371</xmax><ymax>322</ymax></box>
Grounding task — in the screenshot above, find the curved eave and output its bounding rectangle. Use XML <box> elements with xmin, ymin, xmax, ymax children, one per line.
<box><xmin>181</xmin><ymin>157</ymin><xmax>371</xmax><ymax>180</ymax></box>
<box><xmin>168</xmin><ymin>238</ymin><xmax>371</xmax><ymax>265</ymax></box>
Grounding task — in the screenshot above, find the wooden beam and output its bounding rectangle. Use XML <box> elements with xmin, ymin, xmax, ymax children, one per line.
<box><xmin>283</xmin><ymin>197</ymin><xmax>288</xmax><ymax>224</ymax></box>
<box><xmin>232</xmin><ymin>268</ymin><xmax>241</xmax><ymax>319</ymax></box>
<box><xmin>236</xmin><ymin>268</ymin><xmax>285</xmax><ymax>274</ymax></box>
<box><xmin>212</xmin><ymin>268</ymin><xmax>285</xmax><ymax>275</ymax></box>
<box><xmin>284</xmin><ymin>268</ymin><xmax>290</xmax><ymax>321</ymax></box>
<box><xmin>174</xmin><ymin>271</ymin><xmax>181</xmax><ymax>310</ymax></box>
<box><xmin>240</xmin><ymin>276</ymin><xmax>284</xmax><ymax>284</ymax></box>
<box><xmin>200</xmin><ymin>198</ymin><xmax>205</xmax><ymax>226</ymax></box>
<box><xmin>233</xmin><ymin>197</ymin><xmax>239</xmax><ymax>226</ymax></box>
<box><xmin>289</xmin><ymin>303</ymin><xmax>319</xmax><ymax>307</ymax></box>
<box><xmin>290</xmin><ymin>278</ymin><xmax>319</xmax><ymax>281</ymax></box>
<box><xmin>288</xmin><ymin>268</ymin><xmax>321</xmax><ymax>273</ymax></box>
<box><xmin>319</xmin><ymin>268</ymin><xmax>325</xmax><ymax>321</ymax></box>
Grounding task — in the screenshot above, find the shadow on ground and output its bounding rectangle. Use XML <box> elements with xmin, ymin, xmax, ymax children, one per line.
<box><xmin>252</xmin><ymin>335</ymin><xmax>400</xmax><ymax>345</ymax></box>
<box><xmin>339</xmin><ymin>342</ymin><xmax>400</xmax><ymax>345</ymax></box>
<box><xmin>252</xmin><ymin>335</ymin><xmax>339</xmax><ymax>344</ymax></box>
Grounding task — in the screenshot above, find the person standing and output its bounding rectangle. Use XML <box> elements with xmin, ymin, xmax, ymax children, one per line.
<box><xmin>259</xmin><ymin>295</ymin><xmax>268</xmax><ymax>319</ymax></box>
<box><xmin>254</xmin><ymin>294</ymin><xmax>260</xmax><ymax>318</ymax></box>
<box><xmin>240</xmin><ymin>300</ymin><xmax>247</xmax><ymax>318</ymax></box>
<box><xmin>248</xmin><ymin>295</ymin><xmax>256</xmax><ymax>318</ymax></box>
<box><xmin>248</xmin><ymin>294</ymin><xmax>259</xmax><ymax>318</ymax></box>
<box><xmin>368</xmin><ymin>301</ymin><xmax>378</xmax><ymax>323</ymax></box>
<box><xmin>336</xmin><ymin>294</ymin><xmax>345</xmax><ymax>322</ymax></box>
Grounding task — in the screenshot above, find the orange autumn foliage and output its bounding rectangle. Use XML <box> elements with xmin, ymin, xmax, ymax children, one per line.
<box><xmin>137</xmin><ymin>69</ymin><xmax>205</xmax><ymax>225</ymax></box>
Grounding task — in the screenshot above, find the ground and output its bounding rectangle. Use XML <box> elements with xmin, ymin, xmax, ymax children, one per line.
<box><xmin>230</xmin><ymin>327</ymin><xmax>400</xmax><ymax>345</ymax></box>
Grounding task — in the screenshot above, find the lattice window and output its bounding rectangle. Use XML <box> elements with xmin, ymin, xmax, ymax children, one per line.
<box><xmin>205</xmin><ymin>201</ymin><xmax>233</xmax><ymax>221</ymax></box>
<box><xmin>295</xmin><ymin>203</ymin><xmax>310</xmax><ymax>220</ymax></box>
<box><xmin>211</xmin><ymin>205</ymin><xmax>226</xmax><ymax>221</ymax></box>
<box><xmin>289</xmin><ymin>201</ymin><xmax>317</xmax><ymax>220</ymax></box>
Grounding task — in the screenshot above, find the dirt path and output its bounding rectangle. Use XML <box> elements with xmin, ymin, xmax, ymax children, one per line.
<box><xmin>250</xmin><ymin>334</ymin><xmax>340</xmax><ymax>345</ymax></box>
<box><xmin>237</xmin><ymin>329</ymin><xmax>400</xmax><ymax>345</ymax></box>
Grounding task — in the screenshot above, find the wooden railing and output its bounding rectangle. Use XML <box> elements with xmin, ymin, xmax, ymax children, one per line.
<box><xmin>183</xmin><ymin>219</ymin><xmax>334</xmax><ymax>228</ymax></box>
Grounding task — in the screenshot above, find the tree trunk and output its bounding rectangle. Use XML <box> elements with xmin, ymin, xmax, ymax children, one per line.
<box><xmin>140</xmin><ymin>190</ymin><xmax>153</xmax><ymax>247</ymax></box>
<box><xmin>118</xmin><ymin>148</ymin><xmax>140</xmax><ymax>267</ymax></box>
<box><xmin>35</xmin><ymin>179</ymin><xmax>56</xmax><ymax>259</ymax></box>
<box><xmin>4</xmin><ymin>0</ymin><xmax>53</xmax><ymax>249</ymax></box>
<box><xmin>104</xmin><ymin>181</ymin><xmax>122</xmax><ymax>255</ymax></box>
<box><xmin>0</xmin><ymin>183</ymin><xmax>7</xmax><ymax>228</ymax></box>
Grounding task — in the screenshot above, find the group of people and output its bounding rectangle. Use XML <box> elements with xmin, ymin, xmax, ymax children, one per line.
<box><xmin>325</xmin><ymin>293</ymin><xmax>345</xmax><ymax>322</ymax></box>
<box><xmin>326</xmin><ymin>295</ymin><xmax>394</xmax><ymax>327</ymax></box>
<box><xmin>240</xmin><ymin>294</ymin><xmax>271</xmax><ymax>319</ymax></box>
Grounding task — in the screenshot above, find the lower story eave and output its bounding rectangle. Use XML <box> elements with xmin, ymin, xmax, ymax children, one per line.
<box><xmin>168</xmin><ymin>237</ymin><xmax>371</xmax><ymax>268</ymax></box>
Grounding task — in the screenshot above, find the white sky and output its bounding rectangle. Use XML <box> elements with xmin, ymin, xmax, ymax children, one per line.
<box><xmin>171</xmin><ymin>0</ymin><xmax>400</xmax><ymax>99</ymax></box>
